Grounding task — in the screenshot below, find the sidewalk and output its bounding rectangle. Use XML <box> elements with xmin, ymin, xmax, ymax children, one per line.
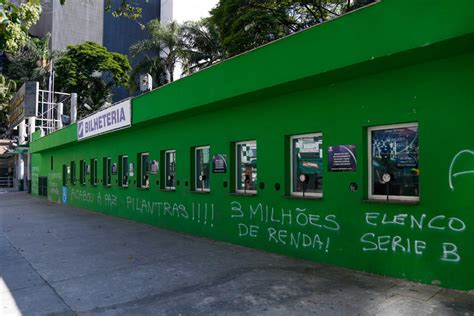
<box><xmin>1</xmin><ymin>192</ymin><xmax>473</xmax><ymax>315</ymax></box>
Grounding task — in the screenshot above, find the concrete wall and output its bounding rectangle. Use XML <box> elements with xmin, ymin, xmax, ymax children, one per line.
<box><xmin>29</xmin><ymin>0</ymin><xmax>53</xmax><ymax>42</ymax></box>
<box><xmin>51</xmin><ymin>0</ymin><xmax>104</xmax><ymax>50</ymax></box>
<box><xmin>160</xmin><ymin>0</ymin><xmax>173</xmax><ymax>24</ymax></box>
<box><xmin>30</xmin><ymin>0</ymin><xmax>104</xmax><ymax>50</ymax></box>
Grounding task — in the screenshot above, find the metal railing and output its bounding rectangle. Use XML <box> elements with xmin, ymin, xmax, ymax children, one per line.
<box><xmin>0</xmin><ymin>176</ymin><xmax>14</xmax><ymax>187</ymax></box>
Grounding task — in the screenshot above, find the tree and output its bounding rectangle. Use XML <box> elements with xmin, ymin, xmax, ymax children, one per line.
<box><xmin>0</xmin><ymin>0</ymin><xmax>42</xmax><ymax>52</ymax></box>
<box><xmin>210</xmin><ymin>0</ymin><xmax>375</xmax><ymax>56</ymax></box>
<box><xmin>129</xmin><ymin>20</ymin><xmax>185</xmax><ymax>90</ymax></box>
<box><xmin>181</xmin><ymin>19</ymin><xmax>226</xmax><ymax>74</ymax></box>
<box><xmin>55</xmin><ymin>42</ymin><xmax>131</xmax><ymax>117</ymax></box>
<box><xmin>4</xmin><ymin>34</ymin><xmax>63</xmax><ymax>89</ymax></box>
<box><xmin>129</xmin><ymin>18</ymin><xmax>226</xmax><ymax>92</ymax></box>
<box><xmin>0</xmin><ymin>74</ymin><xmax>16</xmax><ymax>134</ymax></box>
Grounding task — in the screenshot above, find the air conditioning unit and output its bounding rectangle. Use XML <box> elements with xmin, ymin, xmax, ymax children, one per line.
<box><xmin>140</xmin><ymin>74</ymin><xmax>153</xmax><ymax>92</ymax></box>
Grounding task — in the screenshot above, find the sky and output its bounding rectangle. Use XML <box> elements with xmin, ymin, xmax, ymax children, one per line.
<box><xmin>170</xmin><ymin>0</ymin><xmax>220</xmax><ymax>23</ymax></box>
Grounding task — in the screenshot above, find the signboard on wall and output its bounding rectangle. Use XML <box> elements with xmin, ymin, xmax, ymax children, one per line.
<box><xmin>9</xmin><ymin>81</ymin><xmax>39</xmax><ymax>129</ymax></box>
<box><xmin>328</xmin><ymin>145</ymin><xmax>357</xmax><ymax>172</ymax></box>
<box><xmin>77</xmin><ymin>99</ymin><xmax>131</xmax><ymax>141</ymax></box>
<box><xmin>150</xmin><ymin>160</ymin><xmax>159</xmax><ymax>174</ymax></box>
<box><xmin>212</xmin><ymin>154</ymin><xmax>227</xmax><ymax>173</ymax></box>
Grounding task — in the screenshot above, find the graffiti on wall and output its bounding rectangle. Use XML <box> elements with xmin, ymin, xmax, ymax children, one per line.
<box><xmin>449</xmin><ymin>149</ymin><xmax>474</xmax><ymax>191</ymax></box>
<box><xmin>61</xmin><ymin>187</ymin><xmax>468</xmax><ymax>265</ymax></box>
<box><xmin>71</xmin><ymin>188</ymin><xmax>95</xmax><ymax>204</ymax></box>
<box><xmin>48</xmin><ymin>172</ymin><xmax>62</xmax><ymax>203</ymax></box>
<box><xmin>70</xmin><ymin>189</ymin><xmax>118</xmax><ymax>211</ymax></box>
<box><xmin>126</xmin><ymin>197</ymin><xmax>215</xmax><ymax>227</ymax></box>
<box><xmin>31</xmin><ymin>166</ymin><xmax>39</xmax><ymax>194</ymax></box>
<box><xmin>360</xmin><ymin>212</ymin><xmax>466</xmax><ymax>263</ymax></box>
<box><xmin>230</xmin><ymin>201</ymin><xmax>340</xmax><ymax>252</ymax></box>
<box><xmin>96</xmin><ymin>192</ymin><xmax>118</xmax><ymax>208</ymax></box>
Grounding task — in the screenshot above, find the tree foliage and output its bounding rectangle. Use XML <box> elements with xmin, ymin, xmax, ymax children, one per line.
<box><xmin>0</xmin><ymin>0</ymin><xmax>42</xmax><ymax>52</ymax></box>
<box><xmin>129</xmin><ymin>18</ymin><xmax>226</xmax><ymax>92</ymax></box>
<box><xmin>4</xmin><ymin>34</ymin><xmax>63</xmax><ymax>89</ymax></box>
<box><xmin>210</xmin><ymin>0</ymin><xmax>375</xmax><ymax>56</ymax></box>
<box><xmin>181</xmin><ymin>19</ymin><xmax>225</xmax><ymax>74</ymax></box>
<box><xmin>130</xmin><ymin>20</ymin><xmax>185</xmax><ymax>84</ymax></box>
<box><xmin>55</xmin><ymin>42</ymin><xmax>131</xmax><ymax>116</ymax></box>
<box><xmin>0</xmin><ymin>74</ymin><xmax>16</xmax><ymax>133</ymax></box>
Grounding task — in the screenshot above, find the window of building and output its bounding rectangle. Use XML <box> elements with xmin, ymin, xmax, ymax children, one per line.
<box><xmin>236</xmin><ymin>141</ymin><xmax>257</xmax><ymax>194</ymax></box>
<box><xmin>90</xmin><ymin>159</ymin><xmax>98</xmax><ymax>186</ymax></box>
<box><xmin>138</xmin><ymin>153</ymin><xmax>150</xmax><ymax>188</ymax></box>
<box><xmin>50</xmin><ymin>156</ymin><xmax>53</xmax><ymax>171</ymax></box>
<box><xmin>290</xmin><ymin>133</ymin><xmax>323</xmax><ymax>197</ymax></box>
<box><xmin>119</xmin><ymin>155</ymin><xmax>129</xmax><ymax>187</ymax></box>
<box><xmin>70</xmin><ymin>161</ymin><xmax>76</xmax><ymax>184</ymax></box>
<box><xmin>62</xmin><ymin>164</ymin><xmax>67</xmax><ymax>186</ymax></box>
<box><xmin>195</xmin><ymin>146</ymin><xmax>210</xmax><ymax>192</ymax></box>
<box><xmin>368</xmin><ymin>123</ymin><xmax>419</xmax><ymax>201</ymax></box>
<box><xmin>79</xmin><ymin>160</ymin><xmax>86</xmax><ymax>185</ymax></box>
<box><xmin>164</xmin><ymin>150</ymin><xmax>176</xmax><ymax>190</ymax></box>
<box><xmin>103</xmin><ymin>157</ymin><xmax>112</xmax><ymax>187</ymax></box>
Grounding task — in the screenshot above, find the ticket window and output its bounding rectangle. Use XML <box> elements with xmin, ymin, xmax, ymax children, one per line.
<box><xmin>139</xmin><ymin>153</ymin><xmax>150</xmax><ymax>188</ymax></box>
<box><xmin>90</xmin><ymin>159</ymin><xmax>98</xmax><ymax>186</ymax></box>
<box><xmin>195</xmin><ymin>146</ymin><xmax>210</xmax><ymax>192</ymax></box>
<box><xmin>164</xmin><ymin>150</ymin><xmax>176</xmax><ymax>190</ymax></box>
<box><xmin>119</xmin><ymin>155</ymin><xmax>129</xmax><ymax>188</ymax></box>
<box><xmin>79</xmin><ymin>160</ymin><xmax>86</xmax><ymax>185</ymax></box>
<box><xmin>291</xmin><ymin>133</ymin><xmax>323</xmax><ymax>198</ymax></box>
<box><xmin>368</xmin><ymin>123</ymin><xmax>419</xmax><ymax>201</ymax></box>
<box><xmin>70</xmin><ymin>161</ymin><xmax>76</xmax><ymax>184</ymax></box>
<box><xmin>103</xmin><ymin>157</ymin><xmax>112</xmax><ymax>187</ymax></box>
<box><xmin>236</xmin><ymin>141</ymin><xmax>257</xmax><ymax>194</ymax></box>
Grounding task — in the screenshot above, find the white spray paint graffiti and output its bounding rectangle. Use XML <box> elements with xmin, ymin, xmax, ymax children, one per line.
<box><xmin>230</xmin><ymin>201</ymin><xmax>339</xmax><ymax>253</ymax></box>
<box><xmin>126</xmin><ymin>197</ymin><xmax>215</xmax><ymax>227</ymax></box>
<box><xmin>48</xmin><ymin>172</ymin><xmax>62</xmax><ymax>203</ymax></box>
<box><xmin>441</xmin><ymin>243</ymin><xmax>460</xmax><ymax>262</ymax></box>
<box><xmin>70</xmin><ymin>188</ymin><xmax>95</xmax><ymax>203</ymax></box>
<box><xmin>449</xmin><ymin>149</ymin><xmax>474</xmax><ymax>191</ymax></box>
<box><xmin>361</xmin><ymin>212</ymin><xmax>466</xmax><ymax>263</ymax></box>
<box><xmin>31</xmin><ymin>166</ymin><xmax>39</xmax><ymax>194</ymax></box>
<box><xmin>104</xmin><ymin>193</ymin><xmax>118</xmax><ymax>208</ymax></box>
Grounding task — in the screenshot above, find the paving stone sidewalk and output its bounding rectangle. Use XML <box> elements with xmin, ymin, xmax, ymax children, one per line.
<box><xmin>1</xmin><ymin>192</ymin><xmax>473</xmax><ymax>315</ymax></box>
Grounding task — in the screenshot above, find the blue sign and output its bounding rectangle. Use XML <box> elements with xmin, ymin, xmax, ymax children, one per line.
<box><xmin>328</xmin><ymin>145</ymin><xmax>357</xmax><ymax>172</ymax></box>
<box><xmin>62</xmin><ymin>186</ymin><xmax>68</xmax><ymax>204</ymax></box>
<box><xmin>212</xmin><ymin>154</ymin><xmax>227</xmax><ymax>173</ymax></box>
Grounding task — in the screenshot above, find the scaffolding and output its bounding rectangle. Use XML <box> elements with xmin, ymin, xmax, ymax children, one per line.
<box><xmin>36</xmin><ymin>89</ymin><xmax>72</xmax><ymax>136</ymax></box>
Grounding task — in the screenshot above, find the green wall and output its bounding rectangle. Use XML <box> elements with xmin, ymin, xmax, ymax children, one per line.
<box><xmin>30</xmin><ymin>0</ymin><xmax>474</xmax><ymax>291</ymax></box>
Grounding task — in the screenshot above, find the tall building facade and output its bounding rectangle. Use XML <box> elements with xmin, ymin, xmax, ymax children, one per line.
<box><xmin>103</xmin><ymin>0</ymin><xmax>163</xmax><ymax>101</ymax></box>
<box><xmin>103</xmin><ymin>1</ymin><xmax>162</xmax><ymax>57</ymax></box>
<box><xmin>27</xmin><ymin>0</ymin><xmax>217</xmax><ymax>100</ymax></box>
<box><xmin>29</xmin><ymin>0</ymin><xmax>171</xmax><ymax>51</ymax></box>
<box><xmin>29</xmin><ymin>0</ymin><xmax>105</xmax><ymax>50</ymax></box>
<box><xmin>29</xmin><ymin>0</ymin><xmax>171</xmax><ymax>100</ymax></box>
